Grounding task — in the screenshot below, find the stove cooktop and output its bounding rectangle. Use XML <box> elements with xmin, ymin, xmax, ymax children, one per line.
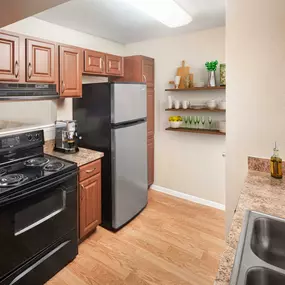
<box><xmin>0</xmin><ymin>154</ymin><xmax>76</xmax><ymax>194</ymax></box>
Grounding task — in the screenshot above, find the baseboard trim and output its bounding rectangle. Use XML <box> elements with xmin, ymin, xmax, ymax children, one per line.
<box><xmin>151</xmin><ymin>184</ymin><xmax>225</xmax><ymax>211</ymax></box>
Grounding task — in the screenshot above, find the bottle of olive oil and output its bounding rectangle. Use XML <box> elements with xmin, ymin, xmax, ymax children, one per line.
<box><xmin>270</xmin><ymin>142</ymin><xmax>283</xmax><ymax>179</ymax></box>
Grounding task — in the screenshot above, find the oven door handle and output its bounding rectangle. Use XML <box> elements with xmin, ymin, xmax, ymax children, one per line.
<box><xmin>0</xmin><ymin>171</ymin><xmax>77</xmax><ymax>207</ymax></box>
<box><xmin>14</xmin><ymin>190</ymin><xmax>67</xmax><ymax>236</ymax></box>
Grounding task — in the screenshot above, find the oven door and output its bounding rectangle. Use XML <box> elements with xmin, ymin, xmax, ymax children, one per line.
<box><xmin>0</xmin><ymin>171</ymin><xmax>77</xmax><ymax>279</ymax></box>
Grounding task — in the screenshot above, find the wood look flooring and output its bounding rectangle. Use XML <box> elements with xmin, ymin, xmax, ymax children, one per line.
<box><xmin>47</xmin><ymin>190</ymin><xmax>225</xmax><ymax>285</ymax></box>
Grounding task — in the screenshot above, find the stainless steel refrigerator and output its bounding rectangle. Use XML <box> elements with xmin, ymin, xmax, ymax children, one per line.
<box><xmin>73</xmin><ymin>82</ymin><xmax>148</xmax><ymax>230</ymax></box>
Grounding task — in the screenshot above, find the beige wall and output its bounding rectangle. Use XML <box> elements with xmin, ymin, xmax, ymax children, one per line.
<box><xmin>126</xmin><ymin>27</ymin><xmax>226</xmax><ymax>205</ymax></box>
<box><xmin>2</xmin><ymin>17</ymin><xmax>125</xmax><ymax>121</ymax></box>
<box><xmin>226</xmin><ymin>0</ymin><xmax>285</xmax><ymax>230</ymax></box>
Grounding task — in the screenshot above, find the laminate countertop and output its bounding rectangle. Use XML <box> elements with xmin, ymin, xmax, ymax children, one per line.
<box><xmin>44</xmin><ymin>141</ymin><xmax>104</xmax><ymax>167</ymax></box>
<box><xmin>215</xmin><ymin>170</ymin><xmax>285</xmax><ymax>284</ymax></box>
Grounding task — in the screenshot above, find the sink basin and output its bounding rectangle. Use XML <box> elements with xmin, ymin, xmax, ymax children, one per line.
<box><xmin>230</xmin><ymin>211</ymin><xmax>285</xmax><ymax>285</ymax></box>
<box><xmin>251</xmin><ymin>218</ymin><xmax>285</xmax><ymax>270</ymax></box>
<box><xmin>246</xmin><ymin>267</ymin><xmax>285</xmax><ymax>285</ymax></box>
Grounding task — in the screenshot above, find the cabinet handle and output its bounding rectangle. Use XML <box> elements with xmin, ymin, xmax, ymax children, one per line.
<box><xmin>85</xmin><ymin>168</ymin><xmax>96</xmax><ymax>173</ymax></box>
<box><xmin>100</xmin><ymin>58</ymin><xmax>103</xmax><ymax>69</ymax></box>
<box><xmin>109</xmin><ymin>61</ymin><xmax>112</xmax><ymax>70</ymax></box>
<box><xmin>143</xmin><ymin>74</ymin><xmax>147</xmax><ymax>83</ymax></box>
<box><xmin>80</xmin><ymin>184</ymin><xmax>84</xmax><ymax>201</ymax></box>
<box><xmin>118</xmin><ymin>61</ymin><xmax>121</xmax><ymax>71</ymax></box>
<box><xmin>28</xmin><ymin>63</ymin><xmax>32</xmax><ymax>78</ymax></box>
<box><xmin>61</xmin><ymin>80</ymin><xmax>65</xmax><ymax>93</ymax></box>
<box><xmin>15</xmin><ymin>61</ymin><xmax>19</xmax><ymax>78</ymax></box>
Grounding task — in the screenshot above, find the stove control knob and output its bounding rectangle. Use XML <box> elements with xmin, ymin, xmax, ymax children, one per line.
<box><xmin>35</xmin><ymin>133</ymin><xmax>40</xmax><ymax>140</ymax></box>
<box><xmin>27</xmin><ymin>134</ymin><xmax>32</xmax><ymax>141</ymax></box>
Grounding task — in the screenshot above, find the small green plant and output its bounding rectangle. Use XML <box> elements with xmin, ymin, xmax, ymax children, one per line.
<box><xmin>205</xmin><ymin>60</ymin><xmax>218</xmax><ymax>71</ymax></box>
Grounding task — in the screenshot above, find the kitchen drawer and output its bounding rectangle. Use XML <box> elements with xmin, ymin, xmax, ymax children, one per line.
<box><xmin>79</xmin><ymin>159</ymin><xmax>101</xmax><ymax>182</ymax></box>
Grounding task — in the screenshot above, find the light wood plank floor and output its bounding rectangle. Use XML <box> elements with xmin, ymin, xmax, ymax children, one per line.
<box><xmin>47</xmin><ymin>190</ymin><xmax>225</xmax><ymax>285</ymax></box>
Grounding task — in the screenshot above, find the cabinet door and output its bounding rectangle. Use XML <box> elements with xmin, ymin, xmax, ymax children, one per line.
<box><xmin>84</xmin><ymin>50</ymin><xmax>105</xmax><ymax>74</ymax></box>
<box><xmin>0</xmin><ymin>32</ymin><xmax>20</xmax><ymax>81</ymax></box>
<box><xmin>142</xmin><ymin>57</ymin><xmax>154</xmax><ymax>87</ymax></box>
<box><xmin>147</xmin><ymin>87</ymin><xmax>155</xmax><ymax>138</ymax></box>
<box><xmin>79</xmin><ymin>173</ymin><xmax>101</xmax><ymax>239</ymax></box>
<box><xmin>26</xmin><ymin>39</ymin><xmax>56</xmax><ymax>82</ymax></box>
<box><xmin>147</xmin><ymin>136</ymin><xmax>154</xmax><ymax>186</ymax></box>
<box><xmin>106</xmin><ymin>54</ymin><xmax>123</xmax><ymax>76</ymax></box>
<box><xmin>59</xmin><ymin>46</ymin><xmax>82</xmax><ymax>97</ymax></box>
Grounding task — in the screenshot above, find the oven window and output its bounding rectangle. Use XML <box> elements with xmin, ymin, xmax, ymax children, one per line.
<box><xmin>14</xmin><ymin>190</ymin><xmax>66</xmax><ymax>236</ymax></box>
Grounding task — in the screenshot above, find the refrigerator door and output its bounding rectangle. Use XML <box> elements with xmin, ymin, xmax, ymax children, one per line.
<box><xmin>111</xmin><ymin>83</ymin><xmax>147</xmax><ymax>124</ymax></box>
<box><xmin>111</xmin><ymin>121</ymin><xmax>148</xmax><ymax>229</ymax></box>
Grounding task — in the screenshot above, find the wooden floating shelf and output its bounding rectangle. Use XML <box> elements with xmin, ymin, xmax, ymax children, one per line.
<box><xmin>165</xmin><ymin>86</ymin><xmax>226</xmax><ymax>91</ymax></box>
<box><xmin>165</xmin><ymin>127</ymin><xmax>226</xmax><ymax>136</ymax></box>
<box><xmin>165</xmin><ymin>108</ymin><xmax>225</xmax><ymax>112</ymax></box>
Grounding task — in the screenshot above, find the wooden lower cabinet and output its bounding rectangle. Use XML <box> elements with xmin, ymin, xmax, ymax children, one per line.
<box><xmin>79</xmin><ymin>160</ymin><xmax>102</xmax><ymax>240</ymax></box>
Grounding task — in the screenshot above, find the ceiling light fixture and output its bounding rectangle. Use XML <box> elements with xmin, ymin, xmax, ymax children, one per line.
<box><xmin>126</xmin><ymin>0</ymin><xmax>192</xmax><ymax>28</ymax></box>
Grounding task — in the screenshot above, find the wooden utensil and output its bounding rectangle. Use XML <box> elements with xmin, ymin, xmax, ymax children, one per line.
<box><xmin>176</xmin><ymin>60</ymin><xmax>190</xmax><ymax>89</ymax></box>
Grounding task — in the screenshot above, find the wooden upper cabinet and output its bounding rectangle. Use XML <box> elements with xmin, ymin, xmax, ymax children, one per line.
<box><xmin>26</xmin><ymin>39</ymin><xmax>56</xmax><ymax>83</ymax></box>
<box><xmin>142</xmin><ymin>57</ymin><xmax>154</xmax><ymax>87</ymax></box>
<box><xmin>84</xmin><ymin>50</ymin><xmax>105</xmax><ymax>74</ymax></box>
<box><xmin>79</xmin><ymin>172</ymin><xmax>102</xmax><ymax>239</ymax></box>
<box><xmin>147</xmin><ymin>87</ymin><xmax>155</xmax><ymax>138</ymax></box>
<box><xmin>147</xmin><ymin>137</ymin><xmax>154</xmax><ymax>185</ymax></box>
<box><xmin>59</xmin><ymin>45</ymin><xmax>82</xmax><ymax>97</ymax></box>
<box><xmin>106</xmin><ymin>54</ymin><xmax>123</xmax><ymax>76</ymax></box>
<box><xmin>0</xmin><ymin>32</ymin><xmax>20</xmax><ymax>81</ymax></box>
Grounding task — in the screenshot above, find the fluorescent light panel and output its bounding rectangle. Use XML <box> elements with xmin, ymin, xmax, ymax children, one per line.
<box><xmin>126</xmin><ymin>0</ymin><xmax>192</xmax><ymax>28</ymax></box>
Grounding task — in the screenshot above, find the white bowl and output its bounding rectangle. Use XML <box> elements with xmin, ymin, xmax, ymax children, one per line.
<box><xmin>218</xmin><ymin>121</ymin><xmax>226</xmax><ymax>133</ymax></box>
<box><xmin>206</xmin><ymin>100</ymin><xmax>217</xmax><ymax>110</ymax></box>
<box><xmin>170</xmin><ymin>121</ymin><xmax>182</xmax><ymax>128</ymax></box>
<box><xmin>218</xmin><ymin>100</ymin><xmax>226</xmax><ymax>110</ymax></box>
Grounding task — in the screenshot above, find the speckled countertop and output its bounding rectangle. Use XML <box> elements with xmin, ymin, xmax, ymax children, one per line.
<box><xmin>44</xmin><ymin>140</ymin><xmax>104</xmax><ymax>167</ymax></box>
<box><xmin>215</xmin><ymin>171</ymin><xmax>285</xmax><ymax>284</ymax></box>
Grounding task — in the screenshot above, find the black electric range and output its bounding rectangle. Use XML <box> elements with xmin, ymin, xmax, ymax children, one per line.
<box><xmin>0</xmin><ymin>130</ymin><xmax>78</xmax><ymax>285</ymax></box>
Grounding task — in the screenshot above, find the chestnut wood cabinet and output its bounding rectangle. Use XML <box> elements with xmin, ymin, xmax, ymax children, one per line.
<box><xmin>0</xmin><ymin>32</ymin><xmax>20</xmax><ymax>81</ymax></box>
<box><xmin>84</xmin><ymin>50</ymin><xmax>105</xmax><ymax>74</ymax></box>
<box><xmin>118</xmin><ymin>55</ymin><xmax>155</xmax><ymax>186</ymax></box>
<box><xmin>79</xmin><ymin>159</ymin><xmax>102</xmax><ymax>240</ymax></box>
<box><xmin>0</xmin><ymin>29</ymin><xmax>124</xmax><ymax>97</ymax></box>
<box><xmin>106</xmin><ymin>54</ymin><xmax>123</xmax><ymax>76</ymax></box>
<box><xmin>26</xmin><ymin>39</ymin><xmax>56</xmax><ymax>83</ymax></box>
<box><xmin>59</xmin><ymin>45</ymin><xmax>82</xmax><ymax>97</ymax></box>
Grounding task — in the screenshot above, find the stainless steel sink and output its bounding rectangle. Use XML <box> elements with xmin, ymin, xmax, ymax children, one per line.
<box><xmin>246</xmin><ymin>267</ymin><xmax>285</xmax><ymax>285</ymax></box>
<box><xmin>230</xmin><ymin>211</ymin><xmax>285</xmax><ymax>284</ymax></box>
<box><xmin>251</xmin><ymin>217</ymin><xmax>285</xmax><ymax>270</ymax></box>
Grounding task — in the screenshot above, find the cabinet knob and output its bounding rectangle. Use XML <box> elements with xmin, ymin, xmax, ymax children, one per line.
<box><xmin>143</xmin><ymin>74</ymin><xmax>147</xmax><ymax>83</ymax></box>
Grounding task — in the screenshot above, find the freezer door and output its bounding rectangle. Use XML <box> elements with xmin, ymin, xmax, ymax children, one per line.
<box><xmin>111</xmin><ymin>83</ymin><xmax>147</xmax><ymax>124</ymax></box>
<box><xmin>111</xmin><ymin>121</ymin><xmax>148</xmax><ymax>229</ymax></box>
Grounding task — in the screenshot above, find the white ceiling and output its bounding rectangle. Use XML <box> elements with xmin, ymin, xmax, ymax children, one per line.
<box><xmin>35</xmin><ymin>0</ymin><xmax>225</xmax><ymax>44</ymax></box>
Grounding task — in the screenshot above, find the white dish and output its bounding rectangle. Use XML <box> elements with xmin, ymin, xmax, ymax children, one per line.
<box><xmin>170</xmin><ymin>121</ymin><xmax>182</xmax><ymax>128</ymax></box>
<box><xmin>194</xmin><ymin>82</ymin><xmax>205</xmax><ymax>88</ymax></box>
<box><xmin>191</xmin><ymin>104</ymin><xmax>206</xmax><ymax>110</ymax></box>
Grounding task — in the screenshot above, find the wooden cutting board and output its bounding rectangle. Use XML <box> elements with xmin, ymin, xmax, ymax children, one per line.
<box><xmin>176</xmin><ymin>60</ymin><xmax>190</xmax><ymax>89</ymax></box>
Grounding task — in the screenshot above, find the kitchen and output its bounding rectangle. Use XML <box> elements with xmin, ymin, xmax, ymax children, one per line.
<box><xmin>0</xmin><ymin>0</ymin><xmax>285</xmax><ymax>284</ymax></box>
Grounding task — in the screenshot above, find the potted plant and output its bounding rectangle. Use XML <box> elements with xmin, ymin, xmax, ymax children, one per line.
<box><xmin>205</xmin><ymin>60</ymin><xmax>218</xmax><ymax>87</ymax></box>
<box><xmin>169</xmin><ymin>116</ymin><xmax>183</xmax><ymax>128</ymax></box>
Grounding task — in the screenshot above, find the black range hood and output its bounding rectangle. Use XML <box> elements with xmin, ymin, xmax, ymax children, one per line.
<box><xmin>0</xmin><ymin>83</ymin><xmax>59</xmax><ymax>101</ymax></box>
